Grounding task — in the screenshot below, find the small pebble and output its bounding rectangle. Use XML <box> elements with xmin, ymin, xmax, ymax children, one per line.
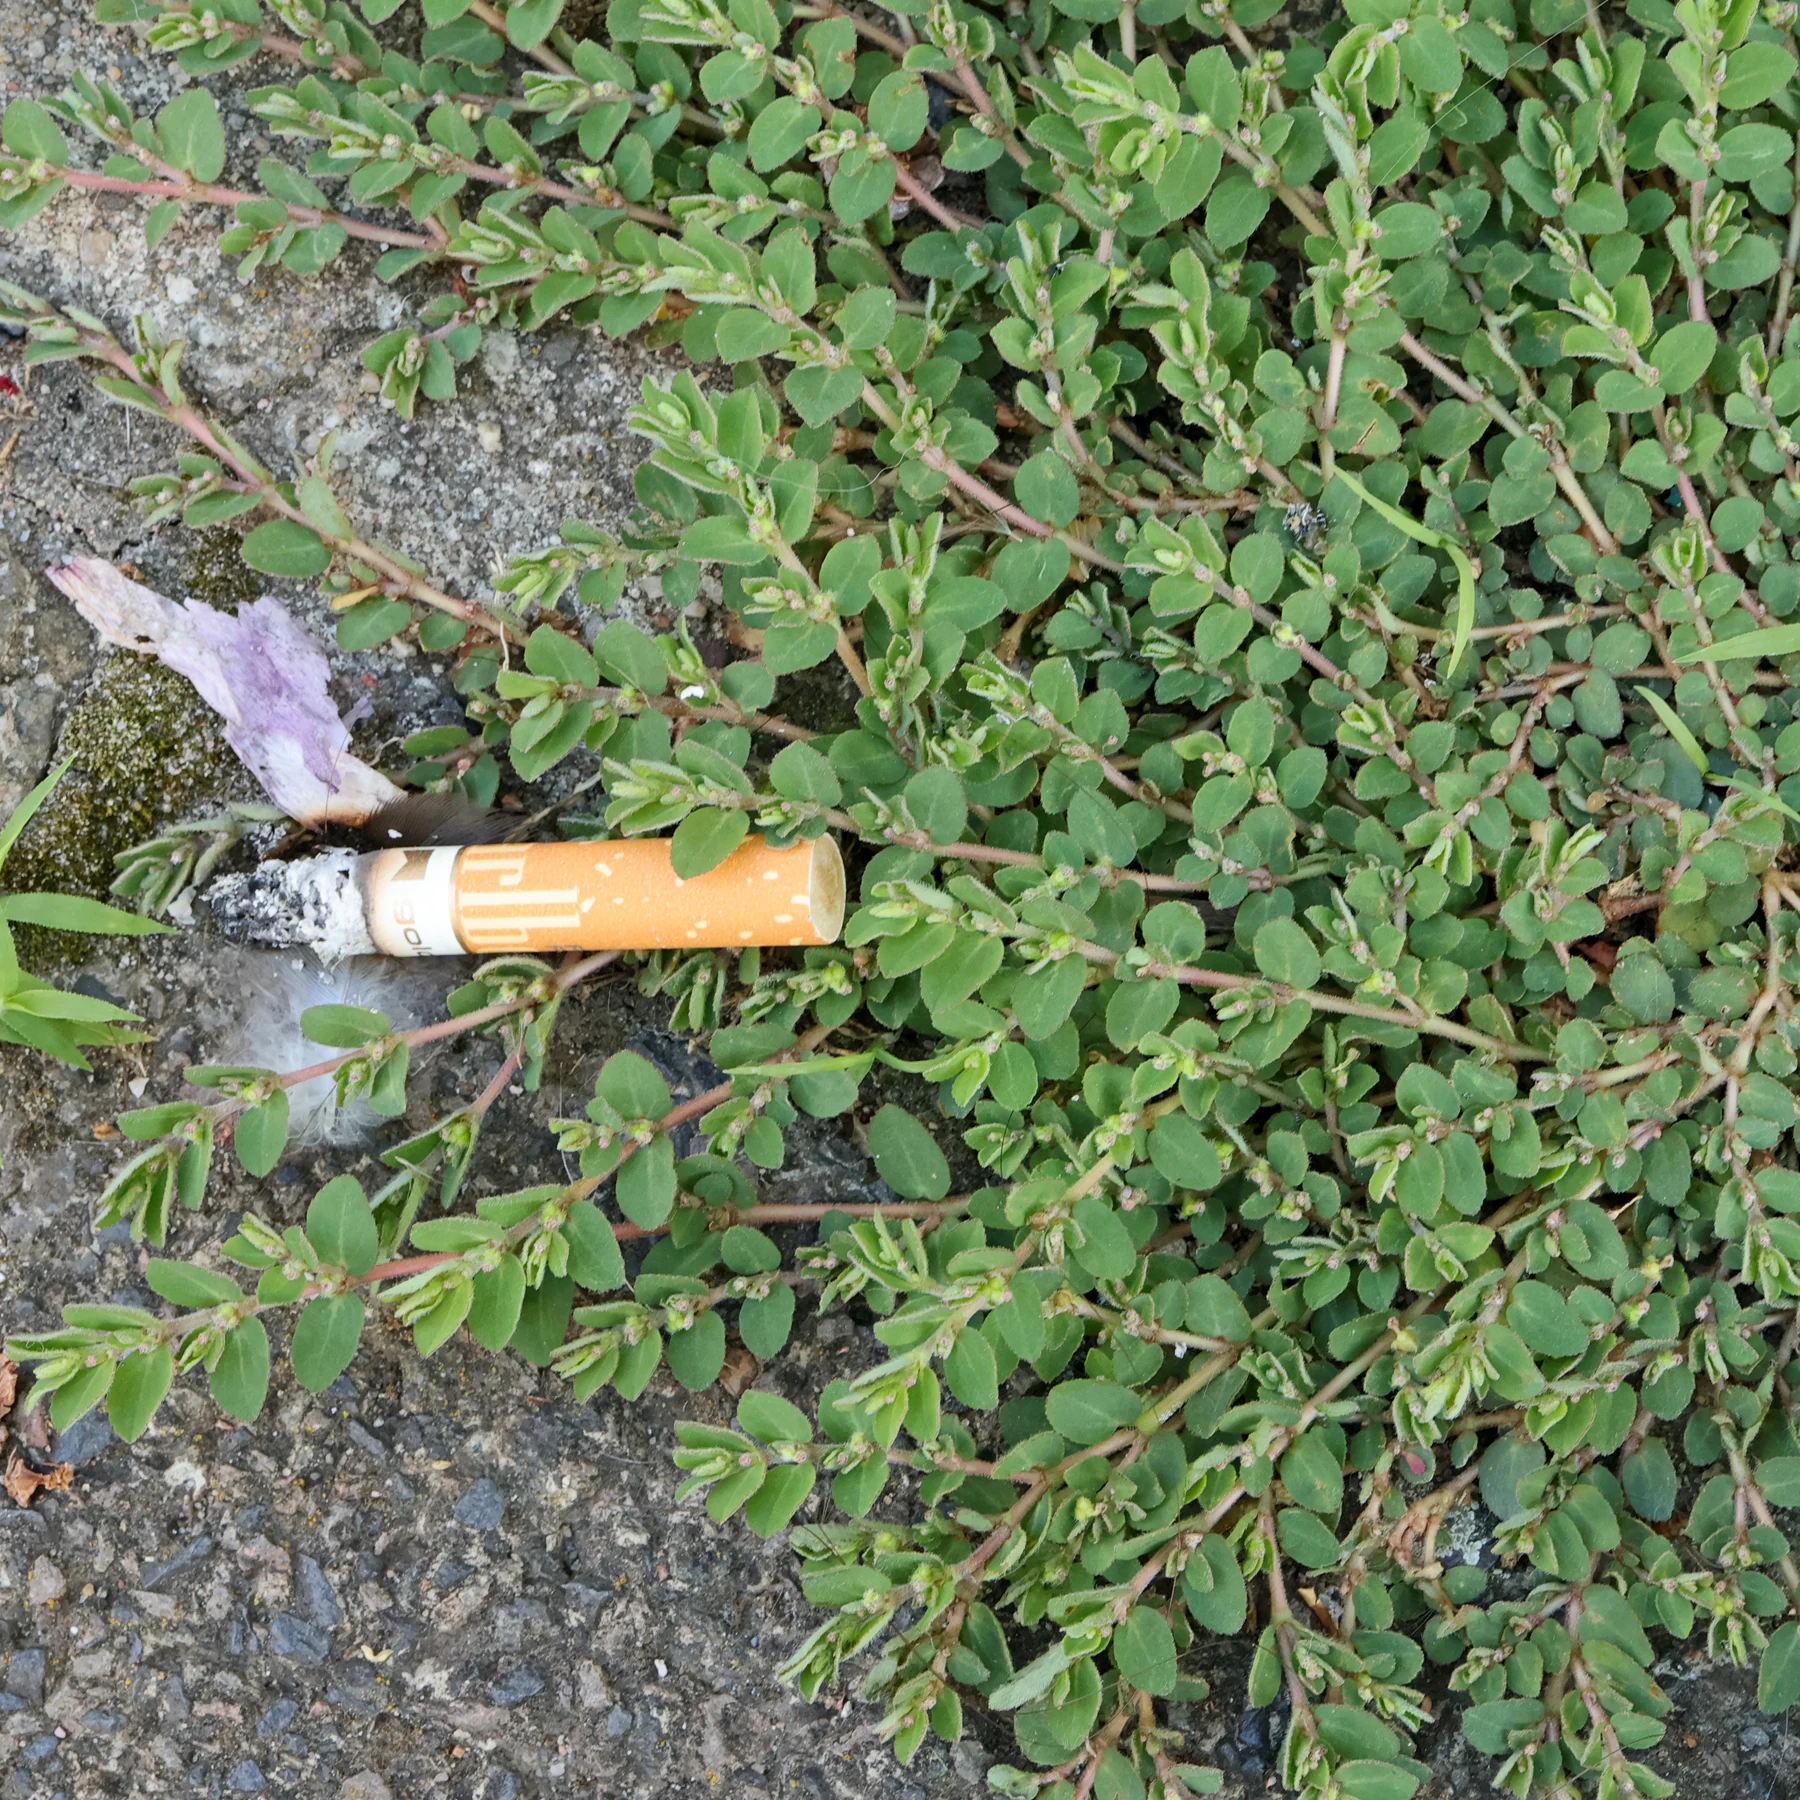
<box><xmin>268</xmin><ymin>1613</ymin><xmax>331</xmax><ymax>1665</ymax></box>
<box><xmin>488</xmin><ymin>1668</ymin><xmax>545</xmax><ymax>1708</ymax></box>
<box><xmin>4</xmin><ymin>1650</ymin><xmax>46</xmax><ymax>1706</ymax></box>
<box><xmin>453</xmin><ymin>1479</ymin><xmax>504</xmax><ymax>1530</ymax></box>
<box><xmin>296</xmin><ymin>1554</ymin><xmax>344</xmax><ymax>1629</ymax></box>
<box><xmin>26</xmin><ymin>1557</ymin><xmax>65</xmax><ymax>1606</ymax></box>
<box><xmin>476</xmin><ymin>421</ymin><xmax>503</xmax><ymax>454</ymax></box>
<box><xmin>257</xmin><ymin>1700</ymin><xmax>298</xmax><ymax>1739</ymax></box>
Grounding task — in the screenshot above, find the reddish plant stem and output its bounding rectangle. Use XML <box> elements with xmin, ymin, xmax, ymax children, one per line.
<box><xmin>80</xmin><ymin>333</ymin><xmax>517</xmax><ymax>641</ymax></box>
<box><xmin>890</xmin><ymin>162</ymin><xmax>976</xmax><ymax>231</ymax></box>
<box><xmin>611</xmin><ymin>1195</ymin><xmax>972</xmax><ymax>1241</ymax></box>
<box><xmin>343</xmin><ymin>1025</ymin><xmax>839</xmax><ymax>1291</ymax></box>
<box><xmin>1688</xmin><ymin>179</ymin><xmax>1710</xmax><ymax>325</ymax></box>
<box><xmin>881</xmin><ymin>832</ymin><xmax>1208</xmax><ymax>892</ymax></box>
<box><xmin>191</xmin><ymin>953</ymin><xmax>621</xmax><ymax>1127</ymax></box>
<box><xmin>467</xmin><ymin>0</ymin><xmax>573</xmax><ymax>73</ymax></box>
<box><xmin>470</xmin><ymin>1043</ymin><xmax>526</xmax><ymax>1118</ymax></box>
<box><xmin>53</xmin><ymin>165</ymin><xmax>442</xmax><ymax>248</ymax></box>
<box><xmin>858</xmin><ymin>381</ymin><xmax>1124</xmax><ymax>573</ymax></box>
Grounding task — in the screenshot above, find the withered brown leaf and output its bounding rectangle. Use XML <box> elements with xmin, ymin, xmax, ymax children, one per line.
<box><xmin>3</xmin><ymin>1451</ymin><xmax>72</xmax><ymax>1509</ymax></box>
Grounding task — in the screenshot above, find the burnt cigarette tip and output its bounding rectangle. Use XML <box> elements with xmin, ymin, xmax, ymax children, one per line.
<box><xmin>203</xmin><ymin>848</ymin><xmax>375</xmax><ymax>958</ymax></box>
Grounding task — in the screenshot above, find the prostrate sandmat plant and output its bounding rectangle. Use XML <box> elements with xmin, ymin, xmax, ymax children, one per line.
<box><xmin>8</xmin><ymin>0</ymin><xmax>1800</xmax><ymax>1792</ymax></box>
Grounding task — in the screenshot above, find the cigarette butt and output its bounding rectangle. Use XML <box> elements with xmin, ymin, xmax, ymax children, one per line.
<box><xmin>361</xmin><ymin>833</ymin><xmax>845</xmax><ymax>957</ymax></box>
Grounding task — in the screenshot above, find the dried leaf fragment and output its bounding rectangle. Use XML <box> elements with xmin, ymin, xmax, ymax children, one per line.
<box><xmin>4</xmin><ymin>1452</ymin><xmax>72</xmax><ymax>1509</ymax></box>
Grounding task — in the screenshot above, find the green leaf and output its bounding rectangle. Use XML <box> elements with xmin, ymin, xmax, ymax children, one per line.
<box><xmin>1046</xmin><ymin>1379</ymin><xmax>1141</xmax><ymax>1444</ymax></box>
<box><xmin>510</xmin><ymin>1274</ymin><xmax>575</xmax><ymax>1365</ymax></box>
<box><xmin>1675</xmin><ymin>624</ymin><xmax>1800</xmax><ymax>662</ymax></box>
<box><xmin>1070</xmin><ymin>1196</ymin><xmax>1136</xmax><ymax>1282</ymax></box>
<box><xmin>107</xmin><ymin>1345</ymin><xmax>175</xmax><ymax>1442</ymax></box>
<box><xmin>670</xmin><ymin>807</ymin><xmax>750</xmax><ymax>878</ymax></box>
<box><xmin>1205</xmin><ymin>172</ymin><xmax>1271</xmax><ymax>247</ymax></box>
<box><xmin>617</xmin><ymin>1133</ymin><xmax>677</xmax><ymax>1228</ymax></box>
<box><xmin>145</xmin><ymin>1260</ymin><xmax>241</xmax><ymax>1307</ymax></box>
<box><xmin>1722</xmin><ymin>43</ymin><xmax>1798</xmax><ymax>107</ymax></box>
<box><xmin>866</xmin><ymin>69</ymin><xmax>928</xmax><ymax>150</ymax></box>
<box><xmin>1276</xmin><ymin>1505</ymin><xmax>1341</xmax><ymax>1568</ymax></box>
<box><xmin>1760</xmin><ymin>1620</ymin><xmax>1800</xmax><ymax>1713</ymax></box>
<box><xmin>786</xmin><ymin>363</ymin><xmax>863</xmax><ymax>426</ymax></box>
<box><xmin>2</xmin><ymin>98</ymin><xmax>67</xmax><ymax>163</ymax></box>
<box><xmin>722</xmin><ymin>1223</ymin><xmax>781</xmax><ymax>1272</ymax></box>
<box><xmin>336</xmin><ymin>597</ymin><xmax>412</xmax><ymax>651</ymax></box>
<box><xmin>740</xmin><ymin>1282</ymin><xmax>795</xmax><ymax>1359</ymax></box>
<box><xmin>467</xmin><ymin>1255</ymin><xmax>526</xmax><ymax>1351</ymax></box>
<box><xmin>302</xmin><ymin>1004</ymin><xmax>393</xmax><ymax>1049</ymax></box>
<box><xmin>1634</xmin><ymin>685</ymin><xmax>1709</xmax><ymax>772</ymax></box>
<box><xmin>563</xmin><ymin>1201</ymin><xmax>626</xmax><ymax>1291</ymax></box>
<box><xmin>1012</xmin><ymin>957</ymin><xmax>1087</xmax><ymax>1041</ymax></box>
<box><xmin>1755</xmin><ymin>1456</ymin><xmax>1800</xmax><ymax>1506</ymax></box>
<box><xmin>666</xmin><ymin>1310</ymin><xmax>726</xmax><ymax>1389</ymax></box>
<box><xmin>210</xmin><ymin>1317</ymin><xmax>270</xmax><ymax>1422</ymax></box>
<box><xmin>1652</xmin><ymin>320</ymin><xmax>1716</xmax><ymax>394</ymax></box>
<box><xmin>235</xmin><ymin>1091</ymin><xmax>289</xmax><ymax>1178</ymax></box>
<box><xmin>157</xmin><ymin>90</ymin><xmax>226</xmax><ymax>182</ymax></box>
<box><xmin>867</xmin><ymin>1104</ymin><xmax>950</xmax><ymax>1200</ymax></box>
<box><xmin>1182</xmin><ymin>1534</ymin><xmax>1246</xmax><ymax>1634</ymax></box>
<box><xmin>49</xmin><ymin>1360</ymin><xmax>114</xmax><ymax>1433</ymax></box>
<box><xmin>743</xmin><ymin>1460</ymin><xmax>814</xmax><ymax>1535</ymax></box>
<box><xmin>1336</xmin><ymin>1764</ymin><xmax>1418</xmax><ymax>1800</ymax></box>
<box><xmin>1185</xmin><ymin>1273</ymin><xmax>1251</xmax><ymax>1340</ymax></box>
<box><xmin>1149</xmin><ymin>1113</ymin><xmax>1222</xmax><ymax>1194</ymax></box>
<box><xmin>0</xmin><ymin>893</ymin><xmax>170</xmax><ymax>935</ymax></box>
<box><xmin>307</xmin><ymin>1175</ymin><xmax>379</xmax><ymax>1276</ymax></box>
<box><xmin>828</xmin><ymin>150</ymin><xmax>895</xmax><ymax>225</ymax></box>
<box><xmin>839</xmin><ymin>285</ymin><xmax>897</xmax><ymax>351</ymax></box>
<box><xmin>597</xmin><ymin>1050</ymin><xmax>672</xmax><ymax>1118</ymax></box>
<box><xmin>1014</xmin><ymin>453</ymin><xmax>1080</xmax><ymax>529</ymax></box>
<box><xmin>291</xmin><ymin>1293</ymin><xmax>365</xmax><ymax>1391</ymax></box>
<box><xmin>412</xmin><ymin>1280</ymin><xmax>473</xmax><ymax>1358</ymax></box>
<box><xmin>1113</xmin><ymin>1606</ymin><xmax>1176</xmax><ymax>1696</ymax></box>
<box><xmin>715</xmin><ymin>307</ymin><xmax>791</xmax><ymax>362</ymax></box>
<box><xmin>241</xmin><ymin>519</ymin><xmax>332</xmax><ymax>577</ymax></box>
<box><xmin>1252</xmin><ymin>918</ymin><xmax>1321</xmax><ymax>989</ymax></box>
<box><xmin>1335</xmin><ymin>468</ymin><xmax>1476</xmax><ymax>673</ymax></box>
<box><xmin>0</xmin><ymin>755</ymin><xmax>73</xmax><ymax>874</ymax></box>
<box><xmin>944</xmin><ymin>1326</ymin><xmax>998</xmax><ymax>1409</ymax></box>
<box><xmin>1718</xmin><ymin>122</ymin><xmax>1794</xmax><ymax>181</ymax></box>
<box><xmin>1462</xmin><ymin>1698</ymin><xmax>1546</xmax><ymax>1755</ymax></box>
<box><xmin>1507</xmin><ymin>1280</ymin><xmax>1588</xmax><ymax>1356</ymax></box>
<box><xmin>749</xmin><ymin>96</ymin><xmax>821</xmax><ymax>171</ymax></box>
<box><xmin>769</xmin><ymin>741</ymin><xmax>842</xmax><ymax>806</ymax></box>
<box><xmin>505</xmin><ymin>0</ymin><xmax>562</xmax><ymax>47</ymax></box>
<box><xmin>1611</xmin><ymin>954</ymin><xmax>1675</xmax><ymax>1024</ymax></box>
<box><xmin>1280</xmin><ymin>1431</ymin><xmax>1344</xmax><ymax>1516</ymax></box>
<box><xmin>739</xmin><ymin>1389</ymin><xmax>812</xmax><ymax>1442</ymax></box>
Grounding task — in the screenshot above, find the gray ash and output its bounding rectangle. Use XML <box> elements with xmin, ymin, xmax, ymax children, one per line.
<box><xmin>203</xmin><ymin>849</ymin><xmax>375</xmax><ymax>959</ymax></box>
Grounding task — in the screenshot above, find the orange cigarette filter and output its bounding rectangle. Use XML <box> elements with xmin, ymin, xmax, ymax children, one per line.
<box><xmin>362</xmin><ymin>834</ymin><xmax>845</xmax><ymax>957</ymax></box>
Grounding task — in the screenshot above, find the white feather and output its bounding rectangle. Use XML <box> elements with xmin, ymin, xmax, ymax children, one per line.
<box><xmin>218</xmin><ymin>953</ymin><xmax>457</xmax><ymax>1147</ymax></box>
